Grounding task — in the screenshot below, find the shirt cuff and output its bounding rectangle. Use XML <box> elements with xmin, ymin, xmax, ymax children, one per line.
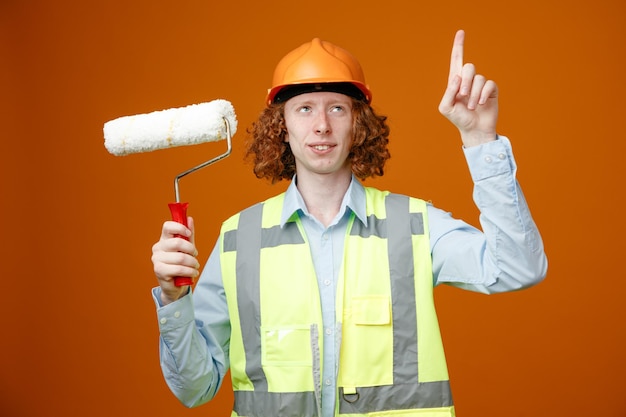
<box><xmin>463</xmin><ymin>135</ymin><xmax>516</xmax><ymax>182</ymax></box>
<box><xmin>151</xmin><ymin>286</ymin><xmax>194</xmax><ymax>332</ymax></box>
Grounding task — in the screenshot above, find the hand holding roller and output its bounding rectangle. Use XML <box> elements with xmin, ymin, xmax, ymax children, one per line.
<box><xmin>104</xmin><ymin>99</ymin><xmax>237</xmax><ymax>287</ymax></box>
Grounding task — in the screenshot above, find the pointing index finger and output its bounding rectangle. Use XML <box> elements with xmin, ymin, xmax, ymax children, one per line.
<box><xmin>448</xmin><ymin>29</ymin><xmax>465</xmax><ymax>79</ymax></box>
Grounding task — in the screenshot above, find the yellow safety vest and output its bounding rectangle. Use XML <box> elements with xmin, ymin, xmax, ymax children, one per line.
<box><xmin>220</xmin><ymin>187</ymin><xmax>455</xmax><ymax>417</ymax></box>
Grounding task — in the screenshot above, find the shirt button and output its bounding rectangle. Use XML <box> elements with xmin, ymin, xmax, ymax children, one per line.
<box><xmin>174</xmin><ymin>311</ymin><xmax>181</xmax><ymax>318</ymax></box>
<box><xmin>325</xmin><ymin>328</ymin><xmax>332</xmax><ymax>335</ymax></box>
<box><xmin>498</xmin><ymin>152</ymin><xmax>506</xmax><ymax>160</ymax></box>
<box><xmin>325</xmin><ymin>379</ymin><xmax>332</xmax><ymax>386</ymax></box>
<box><xmin>485</xmin><ymin>155</ymin><xmax>493</xmax><ymax>163</ymax></box>
<box><xmin>160</xmin><ymin>317</ymin><xmax>167</xmax><ymax>324</ymax></box>
<box><xmin>324</xmin><ymin>279</ymin><xmax>331</xmax><ymax>286</ymax></box>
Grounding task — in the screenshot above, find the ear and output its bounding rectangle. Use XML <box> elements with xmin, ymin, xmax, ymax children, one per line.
<box><xmin>284</xmin><ymin>133</ymin><xmax>289</xmax><ymax>143</ymax></box>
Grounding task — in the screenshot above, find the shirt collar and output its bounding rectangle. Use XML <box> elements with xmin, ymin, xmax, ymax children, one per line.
<box><xmin>280</xmin><ymin>175</ymin><xmax>368</xmax><ymax>227</ymax></box>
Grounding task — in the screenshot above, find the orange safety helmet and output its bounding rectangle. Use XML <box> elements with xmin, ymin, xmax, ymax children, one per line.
<box><xmin>266</xmin><ymin>38</ymin><xmax>372</xmax><ymax>105</ymax></box>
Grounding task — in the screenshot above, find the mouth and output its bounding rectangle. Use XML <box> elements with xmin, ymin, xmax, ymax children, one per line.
<box><xmin>310</xmin><ymin>144</ymin><xmax>334</xmax><ymax>151</ymax></box>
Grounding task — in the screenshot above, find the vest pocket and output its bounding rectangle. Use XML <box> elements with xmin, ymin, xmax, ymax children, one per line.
<box><xmin>352</xmin><ymin>295</ymin><xmax>391</xmax><ymax>325</ymax></box>
<box><xmin>261</xmin><ymin>325</ymin><xmax>312</xmax><ymax>366</ymax></box>
<box><xmin>340</xmin><ymin>295</ymin><xmax>393</xmax><ymax>386</ymax></box>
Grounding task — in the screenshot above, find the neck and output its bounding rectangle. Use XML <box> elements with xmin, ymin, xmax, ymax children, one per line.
<box><xmin>295</xmin><ymin>170</ymin><xmax>352</xmax><ymax>227</ymax></box>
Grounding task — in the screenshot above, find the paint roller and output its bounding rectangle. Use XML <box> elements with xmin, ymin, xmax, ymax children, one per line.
<box><xmin>104</xmin><ymin>99</ymin><xmax>237</xmax><ymax>286</ymax></box>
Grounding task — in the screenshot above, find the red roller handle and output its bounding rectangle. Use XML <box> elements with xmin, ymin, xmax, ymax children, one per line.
<box><xmin>168</xmin><ymin>202</ymin><xmax>193</xmax><ymax>287</ymax></box>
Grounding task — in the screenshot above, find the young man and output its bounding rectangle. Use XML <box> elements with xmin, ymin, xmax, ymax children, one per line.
<box><xmin>151</xmin><ymin>30</ymin><xmax>547</xmax><ymax>417</ymax></box>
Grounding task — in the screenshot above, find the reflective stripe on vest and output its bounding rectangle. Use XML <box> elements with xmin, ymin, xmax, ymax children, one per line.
<box><xmin>221</xmin><ymin>189</ymin><xmax>454</xmax><ymax>417</ymax></box>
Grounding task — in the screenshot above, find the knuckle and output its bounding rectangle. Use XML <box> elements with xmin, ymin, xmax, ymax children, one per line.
<box><xmin>152</xmin><ymin>240</ymin><xmax>164</xmax><ymax>254</ymax></box>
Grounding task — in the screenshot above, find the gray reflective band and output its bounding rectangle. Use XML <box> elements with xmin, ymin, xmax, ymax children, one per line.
<box><xmin>350</xmin><ymin>212</ymin><xmax>424</xmax><ymax>238</ymax></box>
<box><xmin>235</xmin><ymin>203</ymin><xmax>267</xmax><ymax>391</ymax></box>
<box><xmin>386</xmin><ymin>194</ymin><xmax>419</xmax><ymax>383</ymax></box>
<box><xmin>224</xmin><ymin>221</ymin><xmax>305</xmax><ymax>252</ymax></box>
<box><xmin>338</xmin><ymin>380</ymin><xmax>453</xmax><ymax>413</ymax></box>
<box><xmin>263</xmin><ymin>222</ymin><xmax>306</xmax><ymax>248</ymax></box>
<box><xmin>234</xmin><ymin>391</ymin><xmax>318</xmax><ymax>417</ymax></box>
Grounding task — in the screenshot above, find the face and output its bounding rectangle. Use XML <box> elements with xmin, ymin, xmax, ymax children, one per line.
<box><xmin>284</xmin><ymin>91</ymin><xmax>354</xmax><ymax>180</ymax></box>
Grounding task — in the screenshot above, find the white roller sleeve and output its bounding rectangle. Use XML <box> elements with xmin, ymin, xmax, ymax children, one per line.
<box><xmin>103</xmin><ymin>99</ymin><xmax>237</xmax><ymax>156</ymax></box>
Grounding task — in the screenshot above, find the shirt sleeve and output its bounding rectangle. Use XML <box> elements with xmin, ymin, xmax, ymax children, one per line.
<box><xmin>429</xmin><ymin>135</ymin><xmax>548</xmax><ymax>294</ymax></box>
<box><xmin>152</xmin><ymin>237</ymin><xmax>230</xmax><ymax>407</ymax></box>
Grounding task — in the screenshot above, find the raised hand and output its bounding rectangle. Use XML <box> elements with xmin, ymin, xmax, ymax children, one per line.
<box><xmin>438</xmin><ymin>30</ymin><xmax>499</xmax><ymax>147</ymax></box>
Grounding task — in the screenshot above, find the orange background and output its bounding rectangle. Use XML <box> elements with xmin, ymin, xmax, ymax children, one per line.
<box><xmin>1</xmin><ymin>0</ymin><xmax>625</xmax><ymax>416</ymax></box>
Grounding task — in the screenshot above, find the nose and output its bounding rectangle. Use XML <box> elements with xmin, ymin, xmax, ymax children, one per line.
<box><xmin>314</xmin><ymin>112</ymin><xmax>331</xmax><ymax>135</ymax></box>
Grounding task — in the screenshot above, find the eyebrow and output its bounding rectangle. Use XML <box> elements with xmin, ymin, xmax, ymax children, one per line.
<box><xmin>289</xmin><ymin>98</ymin><xmax>352</xmax><ymax>107</ymax></box>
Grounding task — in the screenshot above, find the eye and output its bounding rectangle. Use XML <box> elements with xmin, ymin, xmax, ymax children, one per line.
<box><xmin>298</xmin><ymin>105</ymin><xmax>312</xmax><ymax>113</ymax></box>
<box><xmin>330</xmin><ymin>105</ymin><xmax>345</xmax><ymax>113</ymax></box>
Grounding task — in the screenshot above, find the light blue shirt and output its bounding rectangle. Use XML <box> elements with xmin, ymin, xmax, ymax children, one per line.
<box><xmin>153</xmin><ymin>136</ymin><xmax>548</xmax><ymax>414</ymax></box>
